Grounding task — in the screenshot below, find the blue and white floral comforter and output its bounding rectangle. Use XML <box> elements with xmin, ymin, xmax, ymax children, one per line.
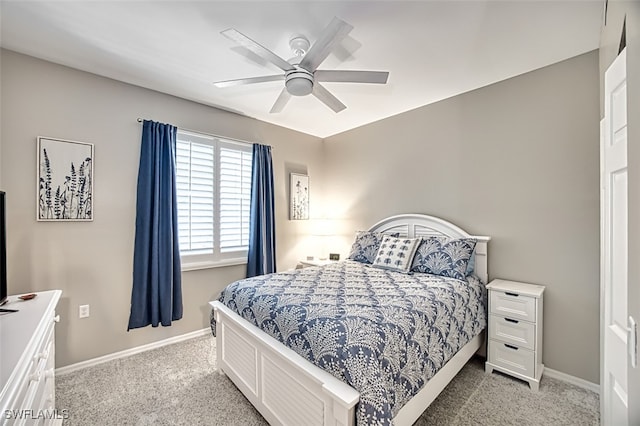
<box><xmin>211</xmin><ymin>260</ymin><xmax>486</xmax><ymax>425</ymax></box>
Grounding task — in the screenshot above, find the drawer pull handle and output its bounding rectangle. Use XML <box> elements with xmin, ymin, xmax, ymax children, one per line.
<box><xmin>34</xmin><ymin>351</ymin><xmax>47</xmax><ymax>362</ymax></box>
<box><xmin>505</xmin><ymin>318</ymin><xmax>519</xmax><ymax>324</ymax></box>
<box><xmin>505</xmin><ymin>292</ymin><xmax>519</xmax><ymax>297</ymax></box>
<box><xmin>504</xmin><ymin>344</ymin><xmax>519</xmax><ymax>350</ymax></box>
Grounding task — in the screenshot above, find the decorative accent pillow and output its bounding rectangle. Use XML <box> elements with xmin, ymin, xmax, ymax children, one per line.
<box><xmin>347</xmin><ymin>231</ymin><xmax>399</xmax><ymax>264</ymax></box>
<box><xmin>372</xmin><ymin>235</ymin><xmax>420</xmax><ymax>273</ymax></box>
<box><xmin>410</xmin><ymin>237</ymin><xmax>477</xmax><ymax>281</ymax></box>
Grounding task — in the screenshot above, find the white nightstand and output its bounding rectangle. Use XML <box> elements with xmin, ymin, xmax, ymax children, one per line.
<box><xmin>296</xmin><ymin>258</ymin><xmax>336</xmax><ymax>269</ymax></box>
<box><xmin>485</xmin><ymin>279</ymin><xmax>545</xmax><ymax>391</ymax></box>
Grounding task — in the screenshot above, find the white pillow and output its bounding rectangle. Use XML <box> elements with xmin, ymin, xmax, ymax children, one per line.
<box><xmin>372</xmin><ymin>235</ymin><xmax>420</xmax><ymax>273</ymax></box>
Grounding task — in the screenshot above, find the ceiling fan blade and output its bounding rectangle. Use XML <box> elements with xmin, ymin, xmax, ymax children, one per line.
<box><xmin>299</xmin><ymin>17</ymin><xmax>353</xmax><ymax>72</ymax></box>
<box><xmin>312</xmin><ymin>83</ymin><xmax>346</xmax><ymax>113</ymax></box>
<box><xmin>213</xmin><ymin>74</ymin><xmax>284</xmax><ymax>88</ymax></box>
<box><xmin>270</xmin><ymin>88</ymin><xmax>291</xmax><ymax>113</ymax></box>
<box><xmin>221</xmin><ymin>28</ymin><xmax>294</xmax><ymax>72</ymax></box>
<box><xmin>314</xmin><ymin>70</ymin><xmax>389</xmax><ymax>84</ymax></box>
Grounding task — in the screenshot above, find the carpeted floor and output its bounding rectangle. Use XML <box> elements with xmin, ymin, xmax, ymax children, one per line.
<box><xmin>56</xmin><ymin>335</ymin><xmax>599</xmax><ymax>425</ymax></box>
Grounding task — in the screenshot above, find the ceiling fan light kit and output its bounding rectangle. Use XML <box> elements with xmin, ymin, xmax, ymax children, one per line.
<box><xmin>214</xmin><ymin>16</ymin><xmax>389</xmax><ymax>113</ymax></box>
<box><xmin>285</xmin><ymin>69</ymin><xmax>313</xmax><ymax>96</ymax></box>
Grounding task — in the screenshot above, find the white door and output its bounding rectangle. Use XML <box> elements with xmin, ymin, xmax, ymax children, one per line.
<box><xmin>602</xmin><ymin>47</ymin><xmax>629</xmax><ymax>426</ymax></box>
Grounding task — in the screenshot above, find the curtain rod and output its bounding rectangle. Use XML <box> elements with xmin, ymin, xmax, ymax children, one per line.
<box><xmin>136</xmin><ymin>118</ymin><xmax>269</xmax><ymax>149</ymax></box>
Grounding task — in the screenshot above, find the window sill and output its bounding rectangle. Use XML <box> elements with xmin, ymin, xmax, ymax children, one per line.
<box><xmin>181</xmin><ymin>258</ymin><xmax>247</xmax><ymax>272</ymax></box>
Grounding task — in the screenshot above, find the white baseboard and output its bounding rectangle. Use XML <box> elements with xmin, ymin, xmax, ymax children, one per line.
<box><xmin>56</xmin><ymin>328</ymin><xmax>211</xmax><ymax>376</ymax></box>
<box><xmin>543</xmin><ymin>367</ymin><xmax>600</xmax><ymax>395</ymax></box>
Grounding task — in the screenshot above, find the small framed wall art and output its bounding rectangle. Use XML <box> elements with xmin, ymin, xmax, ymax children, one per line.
<box><xmin>37</xmin><ymin>136</ymin><xmax>94</xmax><ymax>221</ymax></box>
<box><xmin>290</xmin><ymin>173</ymin><xmax>309</xmax><ymax>220</ymax></box>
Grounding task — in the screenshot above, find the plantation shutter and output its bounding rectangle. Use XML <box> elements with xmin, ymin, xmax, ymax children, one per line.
<box><xmin>175</xmin><ymin>130</ymin><xmax>253</xmax><ymax>268</ymax></box>
<box><xmin>220</xmin><ymin>142</ymin><xmax>252</xmax><ymax>252</ymax></box>
<box><xmin>175</xmin><ymin>132</ymin><xmax>215</xmax><ymax>255</ymax></box>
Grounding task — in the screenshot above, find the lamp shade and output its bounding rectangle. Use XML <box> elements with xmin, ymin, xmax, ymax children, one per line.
<box><xmin>312</xmin><ymin>218</ymin><xmax>335</xmax><ymax>236</ymax></box>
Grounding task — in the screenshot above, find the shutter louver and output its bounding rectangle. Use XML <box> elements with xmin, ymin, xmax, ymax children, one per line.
<box><xmin>176</xmin><ymin>136</ymin><xmax>215</xmax><ymax>255</ymax></box>
<box><xmin>220</xmin><ymin>145</ymin><xmax>252</xmax><ymax>252</ymax></box>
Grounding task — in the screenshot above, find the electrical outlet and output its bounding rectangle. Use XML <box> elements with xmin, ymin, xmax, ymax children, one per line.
<box><xmin>79</xmin><ymin>304</ymin><xmax>90</xmax><ymax>319</ymax></box>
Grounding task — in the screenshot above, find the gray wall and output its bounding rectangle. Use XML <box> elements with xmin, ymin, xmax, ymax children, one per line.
<box><xmin>600</xmin><ymin>1</ymin><xmax>640</xmax><ymax>420</ymax></box>
<box><xmin>323</xmin><ymin>51</ymin><xmax>600</xmax><ymax>383</ymax></box>
<box><xmin>0</xmin><ymin>49</ymin><xmax>324</xmax><ymax>367</ymax></box>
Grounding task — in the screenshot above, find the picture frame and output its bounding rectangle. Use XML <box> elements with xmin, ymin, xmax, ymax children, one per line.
<box><xmin>290</xmin><ymin>173</ymin><xmax>309</xmax><ymax>220</ymax></box>
<box><xmin>37</xmin><ymin>136</ymin><xmax>94</xmax><ymax>221</ymax></box>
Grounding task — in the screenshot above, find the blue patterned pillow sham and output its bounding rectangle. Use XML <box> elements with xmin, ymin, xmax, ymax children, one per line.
<box><xmin>410</xmin><ymin>237</ymin><xmax>477</xmax><ymax>281</ymax></box>
<box><xmin>372</xmin><ymin>235</ymin><xmax>420</xmax><ymax>273</ymax></box>
<box><xmin>466</xmin><ymin>252</ymin><xmax>476</xmax><ymax>275</ymax></box>
<box><xmin>347</xmin><ymin>230</ymin><xmax>399</xmax><ymax>264</ymax></box>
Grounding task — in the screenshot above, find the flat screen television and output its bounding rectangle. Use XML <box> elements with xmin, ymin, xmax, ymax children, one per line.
<box><xmin>0</xmin><ymin>191</ymin><xmax>7</xmax><ymax>306</ymax></box>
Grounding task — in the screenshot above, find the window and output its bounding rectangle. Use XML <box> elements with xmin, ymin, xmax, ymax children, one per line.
<box><xmin>175</xmin><ymin>129</ymin><xmax>252</xmax><ymax>269</ymax></box>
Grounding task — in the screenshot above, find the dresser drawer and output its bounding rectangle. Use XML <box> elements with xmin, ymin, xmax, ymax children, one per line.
<box><xmin>490</xmin><ymin>290</ymin><xmax>536</xmax><ymax>322</ymax></box>
<box><xmin>489</xmin><ymin>314</ymin><xmax>536</xmax><ymax>350</ymax></box>
<box><xmin>35</xmin><ymin>365</ymin><xmax>56</xmax><ymax>425</ymax></box>
<box><xmin>489</xmin><ymin>339</ymin><xmax>535</xmax><ymax>378</ymax></box>
<box><xmin>28</xmin><ymin>320</ymin><xmax>55</xmax><ymax>375</ymax></box>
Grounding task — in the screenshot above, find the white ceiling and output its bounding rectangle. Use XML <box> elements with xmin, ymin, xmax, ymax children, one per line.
<box><xmin>0</xmin><ymin>1</ymin><xmax>603</xmax><ymax>138</ymax></box>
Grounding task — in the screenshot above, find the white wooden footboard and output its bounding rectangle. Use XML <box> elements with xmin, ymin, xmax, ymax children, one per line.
<box><xmin>210</xmin><ymin>301</ymin><xmax>359</xmax><ymax>426</ymax></box>
<box><xmin>211</xmin><ymin>300</ymin><xmax>483</xmax><ymax>426</ymax></box>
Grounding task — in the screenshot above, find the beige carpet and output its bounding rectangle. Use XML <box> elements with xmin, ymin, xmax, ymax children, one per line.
<box><xmin>56</xmin><ymin>335</ymin><xmax>599</xmax><ymax>425</ymax></box>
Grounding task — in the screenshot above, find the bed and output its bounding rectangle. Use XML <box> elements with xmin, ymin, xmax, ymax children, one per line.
<box><xmin>209</xmin><ymin>214</ymin><xmax>490</xmax><ymax>426</ymax></box>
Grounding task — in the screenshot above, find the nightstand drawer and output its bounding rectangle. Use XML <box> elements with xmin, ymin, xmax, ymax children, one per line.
<box><xmin>490</xmin><ymin>290</ymin><xmax>536</xmax><ymax>322</ymax></box>
<box><xmin>489</xmin><ymin>314</ymin><xmax>536</xmax><ymax>350</ymax></box>
<box><xmin>489</xmin><ymin>339</ymin><xmax>535</xmax><ymax>378</ymax></box>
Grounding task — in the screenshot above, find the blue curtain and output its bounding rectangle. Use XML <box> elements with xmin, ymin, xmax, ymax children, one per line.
<box><xmin>128</xmin><ymin>120</ymin><xmax>183</xmax><ymax>330</ymax></box>
<box><xmin>247</xmin><ymin>144</ymin><xmax>276</xmax><ymax>277</ymax></box>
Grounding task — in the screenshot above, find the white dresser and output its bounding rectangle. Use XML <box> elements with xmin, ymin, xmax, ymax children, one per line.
<box><xmin>485</xmin><ymin>279</ymin><xmax>545</xmax><ymax>391</ymax></box>
<box><xmin>0</xmin><ymin>290</ymin><xmax>62</xmax><ymax>425</ymax></box>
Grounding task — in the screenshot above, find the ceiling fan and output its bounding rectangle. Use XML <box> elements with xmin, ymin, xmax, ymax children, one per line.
<box><xmin>213</xmin><ymin>17</ymin><xmax>389</xmax><ymax>113</ymax></box>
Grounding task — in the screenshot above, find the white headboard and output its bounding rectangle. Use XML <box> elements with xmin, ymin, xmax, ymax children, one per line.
<box><xmin>368</xmin><ymin>214</ymin><xmax>491</xmax><ymax>284</ymax></box>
